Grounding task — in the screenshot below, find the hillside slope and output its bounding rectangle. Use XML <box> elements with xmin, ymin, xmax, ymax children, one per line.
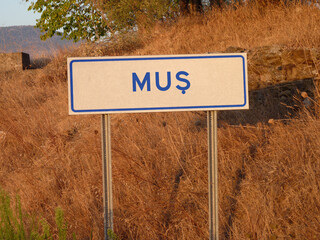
<box><xmin>0</xmin><ymin>3</ymin><xmax>320</xmax><ymax>240</ymax></box>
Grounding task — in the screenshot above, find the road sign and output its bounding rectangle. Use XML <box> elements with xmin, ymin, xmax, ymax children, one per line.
<box><xmin>68</xmin><ymin>53</ymin><xmax>249</xmax><ymax>240</ymax></box>
<box><xmin>68</xmin><ymin>54</ymin><xmax>248</xmax><ymax>115</ymax></box>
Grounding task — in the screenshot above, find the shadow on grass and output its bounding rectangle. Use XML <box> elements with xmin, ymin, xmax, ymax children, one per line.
<box><xmin>192</xmin><ymin>78</ymin><xmax>317</xmax><ymax>128</ymax></box>
<box><xmin>29</xmin><ymin>57</ymin><xmax>52</xmax><ymax>69</ymax></box>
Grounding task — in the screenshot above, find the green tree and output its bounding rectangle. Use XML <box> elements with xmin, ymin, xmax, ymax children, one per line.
<box><xmin>26</xmin><ymin>0</ymin><xmax>180</xmax><ymax>42</ymax></box>
<box><xmin>26</xmin><ymin>0</ymin><xmax>110</xmax><ymax>41</ymax></box>
<box><xmin>26</xmin><ymin>0</ymin><xmax>221</xmax><ymax>42</ymax></box>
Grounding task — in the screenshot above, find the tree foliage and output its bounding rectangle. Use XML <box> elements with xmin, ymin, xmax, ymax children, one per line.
<box><xmin>26</xmin><ymin>0</ymin><xmax>221</xmax><ymax>42</ymax></box>
<box><xmin>26</xmin><ymin>0</ymin><xmax>111</xmax><ymax>41</ymax></box>
<box><xmin>97</xmin><ymin>0</ymin><xmax>180</xmax><ymax>32</ymax></box>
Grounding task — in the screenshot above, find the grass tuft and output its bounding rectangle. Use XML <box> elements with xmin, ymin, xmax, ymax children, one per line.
<box><xmin>0</xmin><ymin>188</ymin><xmax>73</xmax><ymax>240</ymax></box>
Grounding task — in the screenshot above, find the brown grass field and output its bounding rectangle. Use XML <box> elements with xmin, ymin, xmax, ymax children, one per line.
<box><xmin>0</xmin><ymin>3</ymin><xmax>320</xmax><ymax>239</ymax></box>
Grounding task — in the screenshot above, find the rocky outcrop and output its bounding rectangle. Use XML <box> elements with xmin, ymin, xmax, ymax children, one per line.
<box><xmin>225</xmin><ymin>45</ymin><xmax>320</xmax><ymax>90</ymax></box>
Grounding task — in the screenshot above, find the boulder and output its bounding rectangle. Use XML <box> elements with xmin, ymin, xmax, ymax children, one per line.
<box><xmin>226</xmin><ymin>45</ymin><xmax>320</xmax><ymax>90</ymax></box>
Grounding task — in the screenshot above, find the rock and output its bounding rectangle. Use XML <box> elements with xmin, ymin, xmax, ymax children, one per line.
<box><xmin>268</xmin><ymin>119</ymin><xmax>275</xmax><ymax>124</ymax></box>
<box><xmin>225</xmin><ymin>46</ymin><xmax>247</xmax><ymax>53</ymax></box>
<box><xmin>225</xmin><ymin>45</ymin><xmax>320</xmax><ymax>90</ymax></box>
<box><xmin>301</xmin><ymin>92</ymin><xmax>308</xmax><ymax>98</ymax></box>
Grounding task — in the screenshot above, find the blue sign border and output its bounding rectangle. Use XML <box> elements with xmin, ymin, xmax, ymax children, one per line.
<box><xmin>69</xmin><ymin>55</ymin><xmax>247</xmax><ymax>113</ymax></box>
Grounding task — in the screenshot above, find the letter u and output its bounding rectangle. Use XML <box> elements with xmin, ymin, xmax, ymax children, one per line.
<box><xmin>155</xmin><ymin>72</ymin><xmax>171</xmax><ymax>91</ymax></box>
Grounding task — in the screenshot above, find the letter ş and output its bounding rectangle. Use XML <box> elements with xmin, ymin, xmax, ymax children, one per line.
<box><xmin>132</xmin><ymin>71</ymin><xmax>190</xmax><ymax>94</ymax></box>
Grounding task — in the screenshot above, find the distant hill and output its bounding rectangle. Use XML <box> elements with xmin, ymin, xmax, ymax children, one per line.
<box><xmin>0</xmin><ymin>26</ymin><xmax>78</xmax><ymax>58</ymax></box>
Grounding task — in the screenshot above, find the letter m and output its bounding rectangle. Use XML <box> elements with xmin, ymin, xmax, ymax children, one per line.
<box><xmin>132</xmin><ymin>72</ymin><xmax>151</xmax><ymax>92</ymax></box>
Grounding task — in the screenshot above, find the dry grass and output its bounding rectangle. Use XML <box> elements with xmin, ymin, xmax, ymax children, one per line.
<box><xmin>229</xmin><ymin>118</ymin><xmax>320</xmax><ymax>239</ymax></box>
<box><xmin>136</xmin><ymin>3</ymin><xmax>320</xmax><ymax>55</ymax></box>
<box><xmin>0</xmin><ymin>2</ymin><xmax>320</xmax><ymax>239</ymax></box>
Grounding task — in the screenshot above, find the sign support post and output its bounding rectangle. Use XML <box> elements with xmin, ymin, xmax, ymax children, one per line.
<box><xmin>101</xmin><ymin>114</ymin><xmax>113</xmax><ymax>240</ymax></box>
<box><xmin>208</xmin><ymin>110</ymin><xmax>219</xmax><ymax>240</ymax></box>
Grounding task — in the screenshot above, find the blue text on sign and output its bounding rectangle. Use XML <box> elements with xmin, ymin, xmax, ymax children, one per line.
<box><xmin>132</xmin><ymin>71</ymin><xmax>191</xmax><ymax>94</ymax></box>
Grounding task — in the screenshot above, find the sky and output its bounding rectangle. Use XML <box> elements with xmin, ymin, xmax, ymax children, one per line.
<box><xmin>0</xmin><ymin>0</ymin><xmax>40</xmax><ymax>27</ymax></box>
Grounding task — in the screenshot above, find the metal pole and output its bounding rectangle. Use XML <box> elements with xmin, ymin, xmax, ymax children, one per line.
<box><xmin>101</xmin><ymin>114</ymin><xmax>113</xmax><ymax>240</ymax></box>
<box><xmin>207</xmin><ymin>111</ymin><xmax>219</xmax><ymax>240</ymax></box>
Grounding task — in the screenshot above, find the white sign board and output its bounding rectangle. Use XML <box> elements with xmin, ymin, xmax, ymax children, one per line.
<box><xmin>68</xmin><ymin>54</ymin><xmax>248</xmax><ymax>114</ymax></box>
